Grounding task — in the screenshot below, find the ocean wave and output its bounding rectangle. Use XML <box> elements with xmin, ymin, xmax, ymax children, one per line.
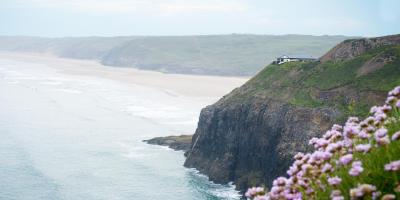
<box><xmin>51</xmin><ymin>89</ymin><xmax>83</xmax><ymax>94</ymax></box>
<box><xmin>185</xmin><ymin>168</ymin><xmax>241</xmax><ymax>200</ymax></box>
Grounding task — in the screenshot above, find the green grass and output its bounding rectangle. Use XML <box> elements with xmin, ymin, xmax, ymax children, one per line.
<box><xmin>290</xmin><ymin>91</ymin><xmax>323</xmax><ymax>108</ymax></box>
<box><xmin>228</xmin><ymin>44</ymin><xmax>400</xmax><ymax>122</ymax></box>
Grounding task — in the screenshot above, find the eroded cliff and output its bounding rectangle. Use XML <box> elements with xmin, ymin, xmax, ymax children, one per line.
<box><xmin>184</xmin><ymin>34</ymin><xmax>400</xmax><ymax>192</ymax></box>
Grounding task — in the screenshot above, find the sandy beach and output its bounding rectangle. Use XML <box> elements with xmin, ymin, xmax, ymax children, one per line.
<box><xmin>0</xmin><ymin>52</ymin><xmax>248</xmax><ymax>97</ymax></box>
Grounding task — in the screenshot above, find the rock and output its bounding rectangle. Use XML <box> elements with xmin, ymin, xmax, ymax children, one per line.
<box><xmin>143</xmin><ymin>135</ymin><xmax>192</xmax><ymax>153</ymax></box>
<box><xmin>184</xmin><ymin>98</ymin><xmax>337</xmax><ymax>192</ymax></box>
<box><xmin>320</xmin><ymin>34</ymin><xmax>400</xmax><ymax>63</ymax></box>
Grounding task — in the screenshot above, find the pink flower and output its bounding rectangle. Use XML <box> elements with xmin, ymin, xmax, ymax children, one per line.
<box><xmin>374</xmin><ymin>113</ymin><xmax>387</xmax><ymax>122</ymax></box>
<box><xmin>294</xmin><ymin>152</ymin><xmax>304</xmax><ymax>160</ymax></box>
<box><xmin>381</xmin><ymin>194</ymin><xmax>396</xmax><ymax>200</ymax></box>
<box><xmin>350</xmin><ymin>184</ymin><xmax>377</xmax><ymax>199</ymax></box>
<box><xmin>358</xmin><ymin>131</ymin><xmax>370</xmax><ymax>139</ymax></box>
<box><xmin>349</xmin><ymin>161</ymin><xmax>364</xmax><ymax>176</ymax></box>
<box><xmin>246</xmin><ymin>85</ymin><xmax>400</xmax><ymax>200</ymax></box>
<box><xmin>355</xmin><ymin>144</ymin><xmax>371</xmax><ymax>153</ymax></box>
<box><xmin>287</xmin><ymin>165</ymin><xmax>298</xmax><ymax>176</ymax></box>
<box><xmin>332</xmin><ymin>124</ymin><xmax>342</xmax><ymax>131</ymax></box>
<box><xmin>384</xmin><ymin>160</ymin><xmax>400</xmax><ymax>172</ymax></box>
<box><xmin>254</xmin><ymin>195</ymin><xmax>269</xmax><ymax>200</ymax></box>
<box><xmin>321</xmin><ymin>163</ymin><xmax>333</xmax><ymax>173</ymax></box>
<box><xmin>375</xmin><ymin>128</ymin><xmax>388</xmax><ymax>138</ymax></box>
<box><xmin>273</xmin><ymin>177</ymin><xmax>287</xmax><ymax>187</ymax></box>
<box><xmin>389</xmin><ymin>86</ymin><xmax>400</xmax><ymax>96</ymax></box>
<box><xmin>339</xmin><ymin>154</ymin><xmax>353</xmax><ymax>165</ymax></box>
<box><xmin>365</xmin><ymin>117</ymin><xmax>375</xmax><ymax>124</ymax></box>
<box><xmin>376</xmin><ymin>136</ymin><xmax>390</xmax><ymax>146</ymax></box>
<box><xmin>392</xmin><ymin>131</ymin><xmax>400</xmax><ymax>141</ymax></box>
<box><xmin>370</xmin><ymin>106</ymin><xmax>379</xmax><ymax>114</ymax></box>
<box><xmin>330</xmin><ymin>190</ymin><xmax>344</xmax><ymax>200</ymax></box>
<box><xmin>366</xmin><ymin>125</ymin><xmax>375</xmax><ymax>133</ymax></box>
<box><xmin>309</xmin><ymin>138</ymin><xmax>329</xmax><ymax>149</ymax></box>
<box><xmin>328</xmin><ymin>176</ymin><xmax>342</xmax><ymax>186</ymax></box>
<box><xmin>311</xmin><ymin>151</ymin><xmax>332</xmax><ymax>162</ymax></box>
<box><xmin>344</xmin><ymin>125</ymin><xmax>359</xmax><ymax>138</ymax></box>
<box><xmin>245</xmin><ymin>187</ymin><xmax>265</xmax><ymax>198</ymax></box>
<box><xmin>326</xmin><ymin>142</ymin><xmax>342</xmax><ymax>153</ymax></box>
<box><xmin>386</xmin><ymin>96</ymin><xmax>397</xmax><ymax>104</ymax></box>
<box><xmin>381</xmin><ymin>105</ymin><xmax>392</xmax><ymax>113</ymax></box>
<box><xmin>343</xmin><ymin>139</ymin><xmax>353</xmax><ymax>148</ymax></box>
<box><xmin>347</xmin><ymin>117</ymin><xmax>359</xmax><ymax>123</ymax></box>
<box><xmin>323</xmin><ymin>130</ymin><xmax>341</xmax><ymax>140</ymax></box>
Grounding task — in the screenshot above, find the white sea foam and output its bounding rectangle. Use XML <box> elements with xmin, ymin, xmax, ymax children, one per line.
<box><xmin>185</xmin><ymin>168</ymin><xmax>241</xmax><ymax>199</ymax></box>
<box><xmin>51</xmin><ymin>88</ymin><xmax>83</xmax><ymax>94</ymax></box>
<box><xmin>6</xmin><ymin>80</ymin><xmax>19</xmax><ymax>84</ymax></box>
<box><xmin>0</xmin><ymin>54</ymin><xmax>243</xmax><ymax>200</ymax></box>
<box><xmin>40</xmin><ymin>81</ymin><xmax>63</xmax><ymax>85</ymax></box>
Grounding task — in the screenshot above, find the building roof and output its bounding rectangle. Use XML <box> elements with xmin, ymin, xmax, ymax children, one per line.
<box><xmin>278</xmin><ymin>55</ymin><xmax>317</xmax><ymax>59</ymax></box>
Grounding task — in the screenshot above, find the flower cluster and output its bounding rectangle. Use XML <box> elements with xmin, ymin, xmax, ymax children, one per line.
<box><xmin>246</xmin><ymin>86</ymin><xmax>400</xmax><ymax>200</ymax></box>
<box><xmin>245</xmin><ymin>187</ymin><xmax>267</xmax><ymax>200</ymax></box>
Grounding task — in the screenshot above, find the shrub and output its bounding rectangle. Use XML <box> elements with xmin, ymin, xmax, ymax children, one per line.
<box><xmin>247</xmin><ymin>86</ymin><xmax>400</xmax><ymax>200</ymax></box>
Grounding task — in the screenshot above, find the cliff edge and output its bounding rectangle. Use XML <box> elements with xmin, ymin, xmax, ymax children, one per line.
<box><xmin>184</xmin><ymin>34</ymin><xmax>400</xmax><ymax>192</ymax></box>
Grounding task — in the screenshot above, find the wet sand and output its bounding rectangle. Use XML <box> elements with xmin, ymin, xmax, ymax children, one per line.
<box><xmin>0</xmin><ymin>52</ymin><xmax>248</xmax><ymax>97</ymax></box>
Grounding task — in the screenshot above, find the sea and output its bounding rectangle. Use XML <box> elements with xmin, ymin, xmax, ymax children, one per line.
<box><xmin>0</xmin><ymin>58</ymin><xmax>240</xmax><ymax>200</ymax></box>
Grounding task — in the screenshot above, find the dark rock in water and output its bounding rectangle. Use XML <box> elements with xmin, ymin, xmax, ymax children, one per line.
<box><xmin>143</xmin><ymin>135</ymin><xmax>192</xmax><ymax>154</ymax></box>
<box><xmin>184</xmin><ymin>34</ymin><xmax>400</xmax><ymax>193</ymax></box>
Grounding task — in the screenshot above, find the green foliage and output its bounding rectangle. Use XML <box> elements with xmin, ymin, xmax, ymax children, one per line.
<box><xmin>314</xmin><ymin>107</ymin><xmax>400</xmax><ymax>199</ymax></box>
<box><xmin>247</xmin><ymin>94</ymin><xmax>400</xmax><ymax>200</ymax></box>
<box><xmin>290</xmin><ymin>91</ymin><xmax>323</xmax><ymax>108</ymax></box>
<box><xmin>230</xmin><ymin>44</ymin><xmax>400</xmax><ymax>122</ymax></box>
<box><xmin>304</xmin><ymin>45</ymin><xmax>400</xmax><ymax>91</ymax></box>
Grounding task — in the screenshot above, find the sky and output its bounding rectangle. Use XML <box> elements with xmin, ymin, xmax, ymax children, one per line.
<box><xmin>0</xmin><ymin>0</ymin><xmax>399</xmax><ymax>37</ymax></box>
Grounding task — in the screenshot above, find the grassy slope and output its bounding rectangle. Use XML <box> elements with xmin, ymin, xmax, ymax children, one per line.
<box><xmin>101</xmin><ymin>35</ymin><xmax>350</xmax><ymax>76</ymax></box>
<box><xmin>228</xmin><ymin>45</ymin><xmax>400</xmax><ymax>120</ymax></box>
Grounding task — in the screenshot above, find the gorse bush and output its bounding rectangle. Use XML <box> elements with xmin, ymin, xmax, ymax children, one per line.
<box><xmin>246</xmin><ymin>86</ymin><xmax>400</xmax><ymax>200</ymax></box>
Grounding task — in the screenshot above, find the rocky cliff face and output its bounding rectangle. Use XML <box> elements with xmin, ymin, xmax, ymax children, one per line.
<box><xmin>184</xmin><ymin>34</ymin><xmax>400</xmax><ymax>193</ymax></box>
<box><xmin>185</xmin><ymin>98</ymin><xmax>337</xmax><ymax>191</ymax></box>
<box><xmin>320</xmin><ymin>34</ymin><xmax>400</xmax><ymax>62</ymax></box>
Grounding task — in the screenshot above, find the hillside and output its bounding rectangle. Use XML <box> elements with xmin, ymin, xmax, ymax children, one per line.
<box><xmin>183</xmin><ymin>34</ymin><xmax>400</xmax><ymax>193</ymax></box>
<box><xmin>0</xmin><ymin>35</ymin><xmax>350</xmax><ymax>76</ymax></box>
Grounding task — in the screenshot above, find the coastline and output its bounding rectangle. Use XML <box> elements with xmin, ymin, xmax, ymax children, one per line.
<box><xmin>0</xmin><ymin>51</ymin><xmax>243</xmax><ymax>199</ymax></box>
<box><xmin>0</xmin><ymin>51</ymin><xmax>248</xmax><ymax>98</ymax></box>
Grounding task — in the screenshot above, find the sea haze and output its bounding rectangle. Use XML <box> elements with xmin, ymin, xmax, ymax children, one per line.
<box><xmin>0</xmin><ymin>57</ymin><xmax>240</xmax><ymax>200</ymax></box>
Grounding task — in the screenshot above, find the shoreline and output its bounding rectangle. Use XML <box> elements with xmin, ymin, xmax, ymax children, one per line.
<box><xmin>0</xmin><ymin>51</ymin><xmax>245</xmax><ymax>199</ymax></box>
<box><xmin>0</xmin><ymin>51</ymin><xmax>248</xmax><ymax>98</ymax></box>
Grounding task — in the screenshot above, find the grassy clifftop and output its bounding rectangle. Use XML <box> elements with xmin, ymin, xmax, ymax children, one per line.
<box><xmin>224</xmin><ymin>38</ymin><xmax>400</xmax><ymax>120</ymax></box>
<box><xmin>184</xmin><ymin>34</ymin><xmax>400</xmax><ymax>194</ymax></box>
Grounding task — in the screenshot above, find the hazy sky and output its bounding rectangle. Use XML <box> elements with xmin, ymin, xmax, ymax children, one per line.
<box><xmin>1</xmin><ymin>0</ymin><xmax>399</xmax><ymax>37</ymax></box>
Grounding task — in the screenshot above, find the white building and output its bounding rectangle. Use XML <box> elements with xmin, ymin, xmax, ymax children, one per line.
<box><xmin>275</xmin><ymin>55</ymin><xmax>318</xmax><ymax>65</ymax></box>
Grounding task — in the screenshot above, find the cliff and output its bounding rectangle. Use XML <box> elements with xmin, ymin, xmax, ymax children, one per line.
<box><xmin>184</xmin><ymin>34</ymin><xmax>400</xmax><ymax>193</ymax></box>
